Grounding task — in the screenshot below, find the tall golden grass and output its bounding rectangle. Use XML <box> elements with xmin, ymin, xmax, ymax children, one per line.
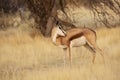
<box><xmin>0</xmin><ymin>25</ymin><xmax>120</xmax><ymax>80</ymax></box>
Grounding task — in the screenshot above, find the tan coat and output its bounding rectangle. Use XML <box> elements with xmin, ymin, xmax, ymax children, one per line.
<box><xmin>56</xmin><ymin>27</ymin><xmax>96</xmax><ymax>48</ymax></box>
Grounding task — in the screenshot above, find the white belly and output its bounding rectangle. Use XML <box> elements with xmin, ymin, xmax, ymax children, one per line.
<box><xmin>70</xmin><ymin>36</ymin><xmax>86</xmax><ymax>47</ymax></box>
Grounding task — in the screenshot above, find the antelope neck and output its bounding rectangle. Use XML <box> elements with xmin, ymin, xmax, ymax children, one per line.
<box><xmin>52</xmin><ymin>33</ymin><xmax>58</xmax><ymax>44</ymax></box>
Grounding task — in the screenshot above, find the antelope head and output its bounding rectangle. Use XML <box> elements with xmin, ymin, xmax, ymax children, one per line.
<box><xmin>56</xmin><ymin>24</ymin><xmax>66</xmax><ymax>36</ymax></box>
<box><xmin>52</xmin><ymin>22</ymin><xmax>66</xmax><ymax>43</ymax></box>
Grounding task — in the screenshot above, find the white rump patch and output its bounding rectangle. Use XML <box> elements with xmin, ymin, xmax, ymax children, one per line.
<box><xmin>70</xmin><ymin>36</ymin><xmax>86</xmax><ymax>47</ymax></box>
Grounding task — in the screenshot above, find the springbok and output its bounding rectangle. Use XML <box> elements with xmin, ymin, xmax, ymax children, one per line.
<box><xmin>51</xmin><ymin>23</ymin><xmax>104</xmax><ymax>64</ymax></box>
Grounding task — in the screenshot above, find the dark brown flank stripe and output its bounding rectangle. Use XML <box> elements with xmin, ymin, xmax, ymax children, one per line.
<box><xmin>69</xmin><ymin>32</ymin><xmax>84</xmax><ymax>41</ymax></box>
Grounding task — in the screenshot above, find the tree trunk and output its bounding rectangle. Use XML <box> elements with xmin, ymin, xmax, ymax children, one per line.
<box><xmin>45</xmin><ymin>0</ymin><xmax>58</xmax><ymax>36</ymax></box>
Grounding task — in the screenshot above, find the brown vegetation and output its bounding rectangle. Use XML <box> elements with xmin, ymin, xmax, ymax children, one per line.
<box><xmin>0</xmin><ymin>0</ymin><xmax>120</xmax><ymax>36</ymax></box>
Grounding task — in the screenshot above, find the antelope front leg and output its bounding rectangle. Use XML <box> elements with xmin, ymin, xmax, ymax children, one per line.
<box><xmin>67</xmin><ymin>47</ymin><xmax>72</xmax><ymax>65</ymax></box>
<box><xmin>63</xmin><ymin>48</ymin><xmax>67</xmax><ymax>66</ymax></box>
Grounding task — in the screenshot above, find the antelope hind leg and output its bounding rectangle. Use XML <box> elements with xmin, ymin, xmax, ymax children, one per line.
<box><xmin>84</xmin><ymin>44</ymin><xmax>96</xmax><ymax>64</ymax></box>
<box><xmin>95</xmin><ymin>46</ymin><xmax>105</xmax><ymax>64</ymax></box>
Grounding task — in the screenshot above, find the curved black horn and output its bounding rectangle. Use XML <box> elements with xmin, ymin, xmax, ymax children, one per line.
<box><xmin>56</xmin><ymin>20</ymin><xmax>59</xmax><ymax>25</ymax></box>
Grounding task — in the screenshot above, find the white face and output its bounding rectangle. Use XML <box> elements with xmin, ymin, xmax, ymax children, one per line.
<box><xmin>56</xmin><ymin>25</ymin><xmax>66</xmax><ymax>36</ymax></box>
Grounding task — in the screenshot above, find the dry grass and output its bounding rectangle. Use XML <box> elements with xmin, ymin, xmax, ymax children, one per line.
<box><xmin>0</xmin><ymin>4</ymin><xmax>120</xmax><ymax>80</ymax></box>
<box><xmin>0</xmin><ymin>25</ymin><xmax>120</xmax><ymax>80</ymax></box>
